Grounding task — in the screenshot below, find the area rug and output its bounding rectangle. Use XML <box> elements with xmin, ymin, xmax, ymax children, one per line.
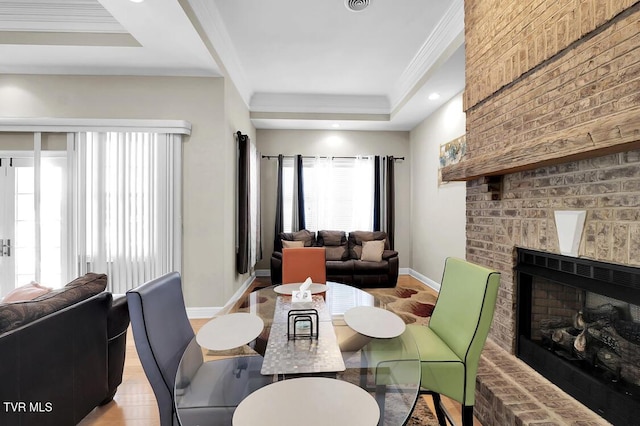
<box><xmin>407</xmin><ymin>396</ymin><xmax>439</xmax><ymax>425</ymax></box>
<box><xmin>365</xmin><ymin>279</ymin><xmax>437</xmax><ymax>326</ymax></box>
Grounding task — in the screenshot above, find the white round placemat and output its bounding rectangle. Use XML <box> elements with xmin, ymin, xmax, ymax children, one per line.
<box><xmin>232</xmin><ymin>377</ymin><xmax>380</xmax><ymax>426</ymax></box>
<box><xmin>273</xmin><ymin>283</ymin><xmax>328</xmax><ymax>295</ymax></box>
<box><xmin>344</xmin><ymin>306</ymin><xmax>406</xmax><ymax>339</ymax></box>
<box><xmin>196</xmin><ymin>313</ymin><xmax>264</xmax><ymax>351</ymax></box>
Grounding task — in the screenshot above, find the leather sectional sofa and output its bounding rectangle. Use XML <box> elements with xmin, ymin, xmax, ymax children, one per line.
<box><xmin>271</xmin><ymin>230</ymin><xmax>399</xmax><ymax>288</ymax></box>
<box><xmin>0</xmin><ymin>273</ymin><xmax>130</xmax><ymax>425</ymax></box>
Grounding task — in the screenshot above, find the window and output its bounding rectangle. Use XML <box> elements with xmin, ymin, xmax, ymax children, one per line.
<box><xmin>282</xmin><ymin>156</ymin><xmax>374</xmax><ymax>233</ymax></box>
<box><xmin>74</xmin><ymin>132</ymin><xmax>181</xmax><ymax>293</ymax></box>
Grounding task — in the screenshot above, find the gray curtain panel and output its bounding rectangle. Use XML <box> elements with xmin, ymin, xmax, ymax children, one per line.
<box><xmin>274</xmin><ymin>154</ymin><xmax>285</xmax><ymax>252</ymax></box>
<box><xmin>373</xmin><ymin>155</ymin><xmax>395</xmax><ymax>249</ymax></box>
<box><xmin>236</xmin><ymin>131</ymin><xmax>250</xmax><ymax>274</ymax></box>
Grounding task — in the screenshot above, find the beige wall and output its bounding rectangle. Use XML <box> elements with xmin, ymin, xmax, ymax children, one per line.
<box><xmin>409</xmin><ymin>92</ymin><xmax>466</xmax><ymax>284</ymax></box>
<box><xmin>0</xmin><ymin>74</ymin><xmax>235</xmax><ymax>308</ymax></box>
<box><xmin>255</xmin><ymin>129</ymin><xmax>411</xmax><ymax>271</ymax></box>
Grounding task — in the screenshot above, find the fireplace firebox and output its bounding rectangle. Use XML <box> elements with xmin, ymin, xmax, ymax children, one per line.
<box><xmin>516</xmin><ymin>248</ymin><xmax>640</xmax><ymax>425</ymax></box>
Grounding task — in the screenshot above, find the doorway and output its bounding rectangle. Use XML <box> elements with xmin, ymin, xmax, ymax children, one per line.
<box><xmin>0</xmin><ymin>153</ymin><xmax>67</xmax><ymax>295</ymax></box>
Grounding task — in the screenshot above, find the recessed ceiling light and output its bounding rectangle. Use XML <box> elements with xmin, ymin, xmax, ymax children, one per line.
<box><xmin>428</xmin><ymin>92</ymin><xmax>441</xmax><ymax>101</ymax></box>
<box><xmin>332</xmin><ymin>123</ymin><xmax>340</xmax><ymax>128</ymax></box>
<box><xmin>130</xmin><ymin>0</ymin><xmax>144</xmax><ymax>3</ymax></box>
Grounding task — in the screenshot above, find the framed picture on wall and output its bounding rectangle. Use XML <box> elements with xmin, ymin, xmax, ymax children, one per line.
<box><xmin>438</xmin><ymin>134</ymin><xmax>466</xmax><ymax>185</ymax></box>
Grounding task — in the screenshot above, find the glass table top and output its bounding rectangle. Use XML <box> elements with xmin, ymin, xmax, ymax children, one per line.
<box><xmin>175</xmin><ymin>282</ymin><xmax>421</xmax><ymax>426</ymax></box>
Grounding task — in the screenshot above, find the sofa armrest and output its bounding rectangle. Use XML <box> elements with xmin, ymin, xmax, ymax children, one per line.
<box><xmin>103</xmin><ymin>294</ymin><xmax>130</xmax><ymax>405</ymax></box>
<box><xmin>270</xmin><ymin>252</ymin><xmax>283</xmax><ymax>285</ymax></box>
<box><xmin>387</xmin><ymin>256</ymin><xmax>399</xmax><ymax>286</ymax></box>
<box><xmin>108</xmin><ymin>294</ymin><xmax>130</xmax><ymax>340</ymax></box>
<box><xmin>382</xmin><ymin>250</ymin><xmax>398</xmax><ymax>260</ymax></box>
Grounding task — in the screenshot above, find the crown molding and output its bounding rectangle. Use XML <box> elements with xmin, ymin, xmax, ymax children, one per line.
<box><xmin>250</xmin><ymin>93</ymin><xmax>390</xmax><ymax>116</ymax></box>
<box><xmin>0</xmin><ymin>0</ymin><xmax>126</xmax><ymax>33</ymax></box>
<box><xmin>390</xmin><ymin>0</ymin><xmax>464</xmax><ymax>111</ymax></box>
<box><xmin>184</xmin><ymin>0</ymin><xmax>252</xmax><ymax>106</ymax></box>
<box><xmin>251</xmin><ymin>111</ymin><xmax>390</xmax><ymax>122</ymax></box>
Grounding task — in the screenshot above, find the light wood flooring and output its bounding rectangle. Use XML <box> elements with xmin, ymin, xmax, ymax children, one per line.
<box><xmin>79</xmin><ymin>276</ymin><xmax>481</xmax><ymax>426</ymax></box>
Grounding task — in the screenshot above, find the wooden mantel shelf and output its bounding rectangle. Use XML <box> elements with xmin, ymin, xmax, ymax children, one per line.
<box><xmin>441</xmin><ymin>112</ymin><xmax>640</xmax><ymax>182</ymax></box>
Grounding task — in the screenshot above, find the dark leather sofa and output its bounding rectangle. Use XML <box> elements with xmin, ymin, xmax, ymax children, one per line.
<box><xmin>271</xmin><ymin>230</ymin><xmax>399</xmax><ymax>288</ymax></box>
<box><xmin>0</xmin><ymin>273</ymin><xmax>130</xmax><ymax>425</ymax></box>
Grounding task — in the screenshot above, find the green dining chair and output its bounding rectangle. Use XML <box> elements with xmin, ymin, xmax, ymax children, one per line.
<box><xmin>408</xmin><ymin>257</ymin><xmax>500</xmax><ymax>426</ymax></box>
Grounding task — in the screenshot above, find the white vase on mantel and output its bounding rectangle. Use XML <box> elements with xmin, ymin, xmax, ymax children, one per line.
<box><xmin>554</xmin><ymin>210</ymin><xmax>586</xmax><ymax>257</ymax></box>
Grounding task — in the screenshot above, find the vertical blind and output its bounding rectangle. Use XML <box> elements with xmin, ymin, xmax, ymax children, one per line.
<box><xmin>72</xmin><ymin>132</ymin><xmax>182</xmax><ymax>293</ymax></box>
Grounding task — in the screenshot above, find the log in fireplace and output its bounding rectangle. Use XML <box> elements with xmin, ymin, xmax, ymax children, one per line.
<box><xmin>516</xmin><ymin>248</ymin><xmax>640</xmax><ymax>425</ymax></box>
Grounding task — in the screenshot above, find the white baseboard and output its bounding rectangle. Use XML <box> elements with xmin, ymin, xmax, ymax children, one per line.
<box><xmin>186</xmin><ymin>306</ymin><xmax>221</xmax><ymax>319</ymax></box>
<box><xmin>408</xmin><ymin>268</ymin><xmax>441</xmax><ymax>292</ymax></box>
<box><xmin>255</xmin><ymin>269</ymin><xmax>270</xmax><ymax>277</ymax></box>
<box><xmin>186</xmin><ymin>274</ymin><xmax>256</xmax><ymax>319</ymax></box>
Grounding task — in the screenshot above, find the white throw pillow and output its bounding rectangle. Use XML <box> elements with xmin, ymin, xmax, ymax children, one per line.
<box><xmin>360</xmin><ymin>240</ymin><xmax>385</xmax><ymax>262</ymax></box>
<box><xmin>282</xmin><ymin>240</ymin><xmax>305</xmax><ymax>248</ymax></box>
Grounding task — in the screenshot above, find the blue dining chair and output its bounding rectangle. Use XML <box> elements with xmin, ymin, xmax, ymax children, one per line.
<box><xmin>127</xmin><ymin>272</ymin><xmax>270</xmax><ymax>426</ymax></box>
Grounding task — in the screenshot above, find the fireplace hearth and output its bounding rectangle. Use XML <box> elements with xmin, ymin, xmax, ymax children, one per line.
<box><xmin>516</xmin><ymin>248</ymin><xmax>640</xmax><ymax>425</ymax></box>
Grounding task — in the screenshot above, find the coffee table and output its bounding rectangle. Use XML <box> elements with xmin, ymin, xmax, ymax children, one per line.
<box><xmin>175</xmin><ymin>282</ymin><xmax>421</xmax><ymax>426</ymax></box>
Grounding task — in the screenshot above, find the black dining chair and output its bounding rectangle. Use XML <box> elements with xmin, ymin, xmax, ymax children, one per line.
<box><xmin>127</xmin><ymin>272</ymin><xmax>270</xmax><ymax>426</ymax></box>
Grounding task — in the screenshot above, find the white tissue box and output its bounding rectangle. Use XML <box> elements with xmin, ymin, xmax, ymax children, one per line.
<box><xmin>291</xmin><ymin>290</ymin><xmax>312</xmax><ymax>308</ymax></box>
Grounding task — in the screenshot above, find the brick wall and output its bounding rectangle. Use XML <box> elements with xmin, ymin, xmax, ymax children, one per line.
<box><xmin>444</xmin><ymin>2</ymin><xmax>640</xmax><ymax>181</ymax></box>
<box><xmin>465</xmin><ymin>0</ymin><xmax>637</xmax><ymax>109</ymax></box>
<box><xmin>466</xmin><ymin>149</ymin><xmax>640</xmax><ymax>352</ymax></box>
<box><xmin>531</xmin><ymin>278</ymin><xmax>583</xmax><ymax>341</ymax></box>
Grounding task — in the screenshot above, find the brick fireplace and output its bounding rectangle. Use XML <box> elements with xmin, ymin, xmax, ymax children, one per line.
<box><xmin>516</xmin><ymin>248</ymin><xmax>640</xmax><ymax>425</ymax></box>
<box><xmin>466</xmin><ymin>151</ymin><xmax>640</xmax><ymax>424</ymax></box>
<box><xmin>439</xmin><ymin>0</ymin><xmax>640</xmax><ymax>423</ymax></box>
<box><xmin>466</xmin><ymin>149</ymin><xmax>640</xmax><ymax>355</ymax></box>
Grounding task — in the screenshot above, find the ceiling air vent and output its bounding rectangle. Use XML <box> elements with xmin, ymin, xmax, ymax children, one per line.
<box><xmin>345</xmin><ymin>0</ymin><xmax>370</xmax><ymax>12</ymax></box>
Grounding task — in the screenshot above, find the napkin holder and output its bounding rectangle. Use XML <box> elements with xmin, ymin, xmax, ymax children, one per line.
<box><xmin>287</xmin><ymin>308</ymin><xmax>319</xmax><ymax>339</ymax></box>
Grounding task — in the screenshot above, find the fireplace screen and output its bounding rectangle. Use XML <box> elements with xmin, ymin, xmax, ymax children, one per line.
<box><xmin>530</xmin><ymin>277</ymin><xmax>640</xmax><ymax>391</ymax></box>
<box><xmin>516</xmin><ymin>248</ymin><xmax>640</xmax><ymax>425</ymax></box>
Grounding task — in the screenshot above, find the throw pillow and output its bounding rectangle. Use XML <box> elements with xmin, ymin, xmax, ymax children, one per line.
<box><xmin>361</xmin><ymin>239</ymin><xmax>385</xmax><ymax>262</ymax></box>
<box><xmin>325</xmin><ymin>246</ymin><xmax>347</xmax><ymax>261</ymax></box>
<box><xmin>1</xmin><ymin>282</ymin><xmax>52</xmax><ymax>303</ymax></box>
<box><xmin>282</xmin><ymin>240</ymin><xmax>305</xmax><ymax>248</ymax></box>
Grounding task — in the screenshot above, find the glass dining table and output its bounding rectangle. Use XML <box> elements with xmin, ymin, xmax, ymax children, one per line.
<box><xmin>174</xmin><ymin>282</ymin><xmax>421</xmax><ymax>426</ymax></box>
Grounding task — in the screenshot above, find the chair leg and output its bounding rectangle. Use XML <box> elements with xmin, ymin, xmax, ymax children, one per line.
<box><xmin>462</xmin><ymin>405</ymin><xmax>474</xmax><ymax>426</ymax></box>
<box><xmin>430</xmin><ymin>393</ymin><xmax>447</xmax><ymax>426</ymax></box>
<box><xmin>375</xmin><ymin>384</ymin><xmax>386</xmax><ymax>426</ymax></box>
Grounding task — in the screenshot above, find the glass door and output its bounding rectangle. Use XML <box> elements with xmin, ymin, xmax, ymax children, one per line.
<box><xmin>0</xmin><ymin>154</ymin><xmax>67</xmax><ymax>296</ymax></box>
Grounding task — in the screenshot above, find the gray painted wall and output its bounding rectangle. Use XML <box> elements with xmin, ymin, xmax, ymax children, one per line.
<box><xmin>409</xmin><ymin>92</ymin><xmax>467</xmax><ymax>284</ymax></box>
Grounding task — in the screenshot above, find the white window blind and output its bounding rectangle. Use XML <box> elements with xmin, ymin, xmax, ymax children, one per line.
<box><xmin>72</xmin><ymin>131</ymin><xmax>182</xmax><ymax>293</ymax></box>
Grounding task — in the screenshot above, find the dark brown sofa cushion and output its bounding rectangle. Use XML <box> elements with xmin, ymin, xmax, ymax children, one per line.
<box><xmin>277</xmin><ymin>229</ymin><xmax>316</xmax><ymax>252</ymax></box>
<box><xmin>0</xmin><ymin>273</ymin><xmax>107</xmax><ymax>334</ymax></box>
<box><xmin>318</xmin><ymin>230</ymin><xmax>348</xmax><ymax>261</ymax></box>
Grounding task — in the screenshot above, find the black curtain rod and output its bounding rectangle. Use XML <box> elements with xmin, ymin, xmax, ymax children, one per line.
<box><xmin>262</xmin><ymin>155</ymin><xmax>405</xmax><ymax>161</ymax></box>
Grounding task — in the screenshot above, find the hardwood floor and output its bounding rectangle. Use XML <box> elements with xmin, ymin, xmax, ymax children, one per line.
<box><xmin>79</xmin><ymin>276</ymin><xmax>481</xmax><ymax>425</ymax></box>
